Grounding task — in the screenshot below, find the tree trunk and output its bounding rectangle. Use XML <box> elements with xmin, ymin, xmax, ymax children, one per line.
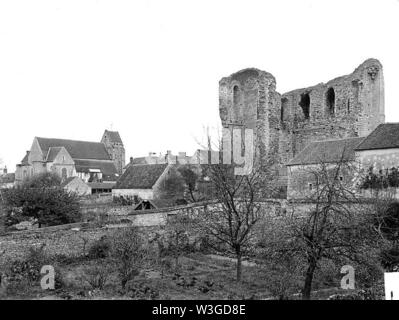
<box><xmin>302</xmin><ymin>260</ymin><xmax>317</xmax><ymax>300</ymax></box>
<box><xmin>236</xmin><ymin>250</ymin><xmax>242</xmax><ymax>282</ymax></box>
<box><xmin>175</xmin><ymin>233</ymin><xmax>179</xmax><ymax>271</ymax></box>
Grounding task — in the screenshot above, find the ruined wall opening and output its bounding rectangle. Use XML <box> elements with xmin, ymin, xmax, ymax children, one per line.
<box><xmin>62</xmin><ymin>168</ymin><xmax>67</xmax><ymax>179</ymax></box>
<box><xmin>326</xmin><ymin>87</ymin><xmax>335</xmax><ymax>115</ymax></box>
<box><xmin>281</xmin><ymin>97</ymin><xmax>288</xmax><ymax>121</ymax></box>
<box><xmin>299</xmin><ymin>93</ymin><xmax>310</xmax><ymax>119</ymax></box>
<box><xmin>233</xmin><ymin>85</ymin><xmax>241</xmax><ymax>119</ymax></box>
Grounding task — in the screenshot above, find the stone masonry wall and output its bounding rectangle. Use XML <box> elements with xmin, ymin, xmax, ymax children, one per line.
<box><xmin>0</xmin><ymin>199</ymin><xmax>371</xmax><ymax>265</ymax></box>
<box><xmin>219</xmin><ymin>59</ymin><xmax>385</xmax><ymax>188</ymax></box>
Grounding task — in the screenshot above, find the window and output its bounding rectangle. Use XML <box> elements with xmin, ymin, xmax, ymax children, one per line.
<box><xmin>233</xmin><ymin>85</ymin><xmax>241</xmax><ymax>118</ymax></box>
<box><xmin>339</xmin><ymin>176</ymin><xmax>343</xmax><ymax>181</ymax></box>
<box><xmin>61</xmin><ymin>168</ymin><xmax>67</xmax><ymax>179</ymax></box>
<box><xmin>309</xmin><ymin>183</ymin><xmax>313</xmax><ymax>190</ymax></box>
<box><xmin>299</xmin><ymin>93</ymin><xmax>310</xmax><ymax>119</ymax></box>
<box><xmin>326</xmin><ymin>87</ymin><xmax>335</xmax><ymax>115</ymax></box>
<box><xmin>347</xmin><ymin>99</ymin><xmax>350</xmax><ymax>113</ymax></box>
<box><xmin>281</xmin><ymin>97</ymin><xmax>288</xmax><ymax>121</ymax></box>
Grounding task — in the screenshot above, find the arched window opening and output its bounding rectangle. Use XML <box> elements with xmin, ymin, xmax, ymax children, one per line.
<box><xmin>281</xmin><ymin>98</ymin><xmax>288</xmax><ymax>121</ymax></box>
<box><xmin>326</xmin><ymin>87</ymin><xmax>335</xmax><ymax>115</ymax></box>
<box><xmin>299</xmin><ymin>93</ymin><xmax>310</xmax><ymax>119</ymax></box>
<box><xmin>61</xmin><ymin>168</ymin><xmax>67</xmax><ymax>179</ymax></box>
<box><xmin>233</xmin><ymin>85</ymin><xmax>240</xmax><ymax>107</ymax></box>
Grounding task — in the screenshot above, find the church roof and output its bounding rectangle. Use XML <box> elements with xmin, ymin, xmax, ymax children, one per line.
<box><xmin>115</xmin><ymin>164</ymin><xmax>168</xmax><ymax>189</ymax></box>
<box><xmin>74</xmin><ymin>159</ymin><xmax>118</xmax><ymax>176</ymax></box>
<box><xmin>36</xmin><ymin>137</ymin><xmax>111</xmax><ymax>161</ymax></box>
<box><xmin>355</xmin><ymin>123</ymin><xmax>399</xmax><ymax>151</ymax></box>
<box><xmin>46</xmin><ymin>147</ymin><xmax>63</xmax><ymax>162</ymax></box>
<box><xmin>287</xmin><ymin>137</ymin><xmax>365</xmax><ymax>166</ymax></box>
<box><xmin>103</xmin><ymin>130</ymin><xmax>123</xmax><ymax>144</ymax></box>
<box><xmin>21</xmin><ymin>151</ymin><xmax>30</xmax><ymax>164</ymax></box>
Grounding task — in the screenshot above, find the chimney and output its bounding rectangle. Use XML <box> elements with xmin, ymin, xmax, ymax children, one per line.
<box><xmin>130</xmin><ymin>157</ymin><xmax>133</xmax><ymax>164</ymax></box>
<box><xmin>3</xmin><ymin>166</ymin><xmax>7</xmax><ymax>174</ymax></box>
<box><xmin>167</xmin><ymin>150</ymin><xmax>172</xmax><ymax>156</ymax></box>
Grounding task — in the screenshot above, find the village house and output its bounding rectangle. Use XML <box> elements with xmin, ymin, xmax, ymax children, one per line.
<box><xmin>287</xmin><ymin>123</ymin><xmax>399</xmax><ymax>200</ymax></box>
<box><xmin>286</xmin><ymin>137</ymin><xmax>365</xmax><ymax>200</ymax></box>
<box><xmin>113</xmin><ymin>163</ymin><xmax>187</xmax><ymax>207</ymax></box>
<box><xmin>355</xmin><ymin>123</ymin><xmax>399</xmax><ymax>172</ymax></box>
<box><xmin>60</xmin><ymin>176</ymin><xmax>91</xmax><ymax>196</ymax></box>
<box><xmin>354</xmin><ymin>123</ymin><xmax>399</xmax><ymax>198</ymax></box>
<box><xmin>15</xmin><ymin>130</ymin><xmax>125</xmax><ymax>194</ymax></box>
<box><xmin>0</xmin><ymin>166</ymin><xmax>15</xmax><ymax>189</ymax></box>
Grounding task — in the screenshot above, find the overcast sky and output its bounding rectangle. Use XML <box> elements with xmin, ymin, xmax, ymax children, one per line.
<box><xmin>0</xmin><ymin>0</ymin><xmax>398</xmax><ymax>170</ymax></box>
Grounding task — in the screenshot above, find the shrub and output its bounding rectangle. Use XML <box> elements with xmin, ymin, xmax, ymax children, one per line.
<box><xmin>328</xmin><ymin>283</ymin><xmax>384</xmax><ymax>300</ymax></box>
<box><xmin>125</xmin><ymin>282</ymin><xmax>159</xmax><ymax>299</ymax></box>
<box><xmin>110</xmin><ymin>228</ymin><xmax>146</xmax><ymax>290</ymax></box>
<box><xmin>5</xmin><ymin>244</ymin><xmax>64</xmax><ymax>292</ymax></box>
<box><xmin>82</xmin><ymin>263</ymin><xmax>112</xmax><ymax>290</ymax></box>
<box><xmin>2</xmin><ymin>184</ymin><xmax>81</xmax><ymax>228</ymax></box>
<box><xmin>7</xmin><ymin>245</ymin><xmax>49</xmax><ymax>285</ymax></box>
<box><xmin>88</xmin><ymin>236</ymin><xmax>111</xmax><ymax>259</ymax></box>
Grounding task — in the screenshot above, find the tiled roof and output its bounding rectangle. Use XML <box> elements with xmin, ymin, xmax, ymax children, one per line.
<box><xmin>21</xmin><ymin>152</ymin><xmax>30</xmax><ymax>165</ymax></box>
<box><xmin>132</xmin><ymin>157</ymin><xmax>147</xmax><ymax>165</ymax></box>
<box><xmin>36</xmin><ymin>137</ymin><xmax>111</xmax><ymax>161</ymax></box>
<box><xmin>46</xmin><ymin>147</ymin><xmax>63</xmax><ymax>162</ymax></box>
<box><xmin>104</xmin><ymin>130</ymin><xmax>123</xmax><ymax>144</ymax></box>
<box><xmin>287</xmin><ymin>137</ymin><xmax>365</xmax><ymax>166</ymax></box>
<box><xmin>355</xmin><ymin>123</ymin><xmax>399</xmax><ymax>151</ymax></box>
<box><xmin>114</xmin><ymin>164</ymin><xmax>168</xmax><ymax>189</ymax></box>
<box><xmin>60</xmin><ymin>177</ymin><xmax>77</xmax><ymax>188</ymax></box>
<box><xmin>74</xmin><ymin>159</ymin><xmax>118</xmax><ymax>175</ymax></box>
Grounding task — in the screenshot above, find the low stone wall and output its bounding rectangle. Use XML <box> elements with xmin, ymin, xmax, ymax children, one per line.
<box><xmin>0</xmin><ymin>199</ymin><xmax>367</xmax><ymax>266</ymax></box>
<box><xmin>0</xmin><ymin>202</ymin><xmax>216</xmax><ymax>264</ymax></box>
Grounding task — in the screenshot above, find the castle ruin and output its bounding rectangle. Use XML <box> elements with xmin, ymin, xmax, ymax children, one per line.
<box><xmin>219</xmin><ymin>58</ymin><xmax>385</xmax><ymax>187</ymax></box>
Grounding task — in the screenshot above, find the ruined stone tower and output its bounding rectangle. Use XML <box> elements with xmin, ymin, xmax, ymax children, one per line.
<box><xmin>101</xmin><ymin>130</ymin><xmax>125</xmax><ymax>175</ymax></box>
<box><xmin>219</xmin><ymin>58</ymin><xmax>385</xmax><ymax>186</ymax></box>
<box><xmin>219</xmin><ymin>68</ymin><xmax>281</xmax><ymax>174</ymax></box>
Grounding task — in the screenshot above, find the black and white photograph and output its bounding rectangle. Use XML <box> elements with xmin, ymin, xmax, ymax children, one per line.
<box><xmin>0</xmin><ymin>0</ymin><xmax>398</xmax><ymax>311</ymax></box>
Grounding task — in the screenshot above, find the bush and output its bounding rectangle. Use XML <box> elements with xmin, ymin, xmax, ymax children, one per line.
<box><xmin>2</xmin><ymin>184</ymin><xmax>81</xmax><ymax>228</ymax></box>
<box><xmin>7</xmin><ymin>245</ymin><xmax>49</xmax><ymax>285</ymax></box>
<box><xmin>5</xmin><ymin>245</ymin><xmax>64</xmax><ymax>292</ymax></box>
<box><xmin>82</xmin><ymin>263</ymin><xmax>112</xmax><ymax>290</ymax></box>
<box><xmin>88</xmin><ymin>236</ymin><xmax>111</xmax><ymax>259</ymax></box>
<box><xmin>328</xmin><ymin>283</ymin><xmax>384</xmax><ymax>300</ymax></box>
<box><xmin>110</xmin><ymin>228</ymin><xmax>146</xmax><ymax>290</ymax></box>
<box><xmin>125</xmin><ymin>282</ymin><xmax>159</xmax><ymax>299</ymax></box>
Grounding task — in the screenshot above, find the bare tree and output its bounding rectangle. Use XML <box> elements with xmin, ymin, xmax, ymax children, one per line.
<box><xmin>198</xmin><ymin>163</ymin><xmax>274</xmax><ymax>282</ymax></box>
<box><xmin>262</xmin><ymin>154</ymin><xmax>383</xmax><ymax>299</ymax></box>
<box><xmin>110</xmin><ymin>227</ymin><xmax>146</xmax><ymax>290</ymax></box>
<box><xmin>164</xmin><ymin>213</ymin><xmax>194</xmax><ymax>271</ymax></box>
